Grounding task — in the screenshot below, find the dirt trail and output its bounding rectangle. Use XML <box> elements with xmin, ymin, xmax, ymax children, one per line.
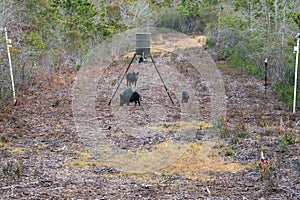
<box><xmin>72</xmin><ymin>31</ymin><xmax>225</xmax><ymax>173</ymax></box>
<box><xmin>0</xmin><ymin>37</ymin><xmax>299</xmax><ymax>199</ymax></box>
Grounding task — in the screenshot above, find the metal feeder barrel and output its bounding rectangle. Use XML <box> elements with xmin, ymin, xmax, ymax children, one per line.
<box><xmin>136</xmin><ymin>33</ymin><xmax>151</xmax><ymax>56</ymax></box>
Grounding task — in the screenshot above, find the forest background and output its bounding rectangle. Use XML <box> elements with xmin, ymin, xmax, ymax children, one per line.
<box><xmin>0</xmin><ymin>0</ymin><xmax>299</xmax><ymax>107</ymax></box>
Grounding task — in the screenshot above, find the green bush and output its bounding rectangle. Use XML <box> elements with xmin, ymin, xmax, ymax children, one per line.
<box><xmin>279</xmin><ymin>133</ymin><xmax>296</xmax><ymax>150</ymax></box>
<box><xmin>246</xmin><ymin>64</ymin><xmax>264</xmax><ymax>78</ymax></box>
<box><xmin>230</xmin><ymin>131</ymin><xmax>248</xmax><ymax>144</ymax></box>
<box><xmin>225</xmin><ymin>148</ymin><xmax>234</xmax><ymax>156</ymax></box>
<box><xmin>274</xmin><ymin>82</ymin><xmax>299</xmax><ymax>107</ymax></box>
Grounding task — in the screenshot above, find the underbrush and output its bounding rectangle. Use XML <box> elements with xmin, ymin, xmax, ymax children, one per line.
<box><xmin>274</xmin><ymin>82</ymin><xmax>300</xmax><ymax>107</ymax></box>
<box><xmin>218</xmin><ymin>47</ymin><xmax>298</xmax><ymax>108</ymax></box>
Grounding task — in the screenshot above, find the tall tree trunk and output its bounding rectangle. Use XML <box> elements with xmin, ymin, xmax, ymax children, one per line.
<box><xmin>278</xmin><ymin>0</ymin><xmax>287</xmax><ymax>81</ymax></box>
<box><xmin>248</xmin><ymin>0</ymin><xmax>253</xmax><ymax>33</ymax></box>
<box><xmin>274</xmin><ymin>0</ymin><xmax>278</xmax><ymax>30</ymax></box>
<box><xmin>216</xmin><ymin>0</ymin><xmax>221</xmax><ymax>46</ymax></box>
<box><xmin>262</xmin><ymin>0</ymin><xmax>271</xmax><ymax>57</ymax></box>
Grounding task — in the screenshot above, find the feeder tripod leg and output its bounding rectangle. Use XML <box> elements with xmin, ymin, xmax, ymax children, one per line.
<box><xmin>108</xmin><ymin>53</ymin><xmax>136</xmax><ymax>105</ymax></box>
<box><xmin>150</xmin><ymin>54</ymin><xmax>174</xmax><ymax>104</ymax></box>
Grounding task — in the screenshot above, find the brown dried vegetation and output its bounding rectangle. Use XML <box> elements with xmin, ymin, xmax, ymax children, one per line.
<box><xmin>0</xmin><ymin>49</ymin><xmax>299</xmax><ymax>199</ymax></box>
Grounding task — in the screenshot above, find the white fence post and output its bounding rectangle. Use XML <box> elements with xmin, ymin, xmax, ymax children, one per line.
<box><xmin>4</xmin><ymin>27</ymin><xmax>17</xmax><ymax>105</ymax></box>
<box><xmin>293</xmin><ymin>33</ymin><xmax>300</xmax><ymax>114</ymax></box>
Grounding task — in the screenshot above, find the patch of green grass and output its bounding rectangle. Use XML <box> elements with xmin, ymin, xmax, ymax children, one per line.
<box><xmin>263</xmin><ymin>129</ymin><xmax>274</xmax><ymax>136</ymax></box>
<box><xmin>257</xmin><ymin>119</ymin><xmax>269</xmax><ymax>127</ymax></box>
<box><xmin>1</xmin><ymin>134</ymin><xmax>8</xmax><ymax>143</ymax></box>
<box><xmin>215</xmin><ymin>115</ymin><xmax>229</xmax><ymax>138</ymax></box>
<box><xmin>230</xmin><ymin>131</ymin><xmax>248</xmax><ymax>144</ymax></box>
<box><xmin>279</xmin><ymin>132</ymin><xmax>296</xmax><ymax>150</ymax></box>
<box><xmin>224</xmin><ymin>148</ymin><xmax>234</xmax><ymax>157</ymax></box>
<box><xmin>76</xmin><ymin>64</ymin><xmax>81</xmax><ymax>70</ymax></box>
<box><xmin>246</xmin><ymin>64</ymin><xmax>264</xmax><ymax>78</ymax></box>
<box><xmin>274</xmin><ymin>82</ymin><xmax>299</xmax><ymax>107</ymax></box>
<box><xmin>230</xmin><ymin>137</ymin><xmax>239</xmax><ymax>145</ymax></box>
<box><xmin>238</xmin><ymin>131</ymin><xmax>248</xmax><ymax>138</ymax></box>
<box><xmin>2</xmin><ymin>159</ymin><xmax>23</xmax><ymax>184</ymax></box>
<box><xmin>16</xmin><ymin>160</ymin><xmax>23</xmax><ymax>177</ymax></box>
<box><xmin>261</xmin><ymin>146</ymin><xmax>268</xmax><ymax>153</ymax></box>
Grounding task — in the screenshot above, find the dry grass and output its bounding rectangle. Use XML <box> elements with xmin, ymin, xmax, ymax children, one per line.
<box><xmin>64</xmin><ymin>140</ymin><xmax>251</xmax><ymax>183</ymax></box>
<box><xmin>160</xmin><ymin>142</ymin><xmax>251</xmax><ymax>177</ymax></box>
<box><xmin>121</xmin><ymin>34</ymin><xmax>206</xmax><ymax>59</ymax></box>
<box><xmin>148</xmin><ymin>121</ymin><xmax>211</xmax><ymax>133</ymax></box>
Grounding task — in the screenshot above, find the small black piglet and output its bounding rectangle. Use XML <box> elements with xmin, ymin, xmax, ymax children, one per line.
<box><xmin>129</xmin><ymin>91</ymin><xmax>141</xmax><ymax>106</ymax></box>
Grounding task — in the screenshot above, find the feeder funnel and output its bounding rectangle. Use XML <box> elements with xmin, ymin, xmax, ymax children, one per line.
<box><xmin>136</xmin><ymin>33</ymin><xmax>151</xmax><ymax>56</ymax></box>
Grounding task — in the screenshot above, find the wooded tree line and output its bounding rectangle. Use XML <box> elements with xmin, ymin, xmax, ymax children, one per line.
<box><xmin>0</xmin><ymin>0</ymin><xmax>299</xmax><ymax>106</ymax></box>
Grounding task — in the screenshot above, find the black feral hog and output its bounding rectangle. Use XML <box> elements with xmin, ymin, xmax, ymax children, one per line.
<box><xmin>129</xmin><ymin>91</ymin><xmax>141</xmax><ymax>106</ymax></box>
